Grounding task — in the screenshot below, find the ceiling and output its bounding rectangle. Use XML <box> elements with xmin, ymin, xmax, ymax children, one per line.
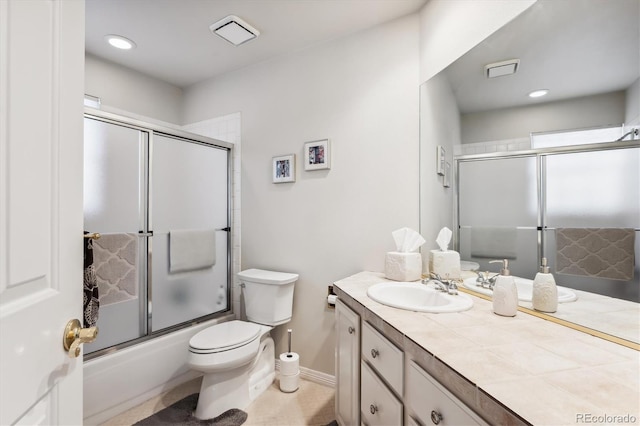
<box><xmin>86</xmin><ymin>0</ymin><xmax>639</xmax><ymax>109</ymax></box>
<box><xmin>444</xmin><ymin>0</ymin><xmax>640</xmax><ymax>114</ymax></box>
<box><xmin>85</xmin><ymin>0</ymin><xmax>427</xmax><ymax>88</ymax></box>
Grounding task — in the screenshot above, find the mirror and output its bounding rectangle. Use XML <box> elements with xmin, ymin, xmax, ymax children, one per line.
<box><xmin>420</xmin><ymin>0</ymin><xmax>639</xmax><ymax>347</ymax></box>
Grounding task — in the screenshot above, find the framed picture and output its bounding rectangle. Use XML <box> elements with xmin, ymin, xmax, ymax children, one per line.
<box><xmin>272</xmin><ymin>154</ymin><xmax>295</xmax><ymax>183</ymax></box>
<box><xmin>304</xmin><ymin>139</ymin><xmax>331</xmax><ymax>170</ymax></box>
<box><xmin>443</xmin><ymin>162</ymin><xmax>451</xmax><ymax>188</ymax></box>
<box><xmin>436</xmin><ymin>145</ymin><xmax>446</xmax><ymax>175</ymax></box>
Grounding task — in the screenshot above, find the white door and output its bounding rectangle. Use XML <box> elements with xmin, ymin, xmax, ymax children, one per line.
<box><xmin>0</xmin><ymin>1</ymin><xmax>85</xmax><ymax>425</ymax></box>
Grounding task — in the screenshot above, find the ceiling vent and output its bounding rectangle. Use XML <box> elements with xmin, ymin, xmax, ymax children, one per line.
<box><xmin>485</xmin><ymin>59</ymin><xmax>520</xmax><ymax>78</ymax></box>
<box><xmin>210</xmin><ymin>15</ymin><xmax>260</xmax><ymax>46</ymax></box>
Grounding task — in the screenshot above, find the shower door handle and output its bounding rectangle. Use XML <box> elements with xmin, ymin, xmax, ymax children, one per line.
<box><xmin>63</xmin><ymin>319</ymin><xmax>98</xmax><ymax>358</ymax></box>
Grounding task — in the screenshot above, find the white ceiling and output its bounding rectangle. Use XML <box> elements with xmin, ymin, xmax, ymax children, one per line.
<box><xmin>85</xmin><ymin>0</ymin><xmax>428</xmax><ymax>88</ymax></box>
<box><xmin>445</xmin><ymin>0</ymin><xmax>640</xmax><ymax>113</ymax></box>
<box><xmin>86</xmin><ymin>0</ymin><xmax>639</xmax><ymax>110</ymax></box>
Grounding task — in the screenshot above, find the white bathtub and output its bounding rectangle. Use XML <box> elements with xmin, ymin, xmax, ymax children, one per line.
<box><xmin>83</xmin><ymin>314</ymin><xmax>234</xmax><ymax>425</ymax></box>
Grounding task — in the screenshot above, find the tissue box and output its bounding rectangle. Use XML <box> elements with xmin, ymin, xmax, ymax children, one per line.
<box><xmin>429</xmin><ymin>250</ymin><xmax>461</xmax><ymax>279</ymax></box>
<box><xmin>385</xmin><ymin>252</ymin><xmax>422</xmax><ymax>282</ymax></box>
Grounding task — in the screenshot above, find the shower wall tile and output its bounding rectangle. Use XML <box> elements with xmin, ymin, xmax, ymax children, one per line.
<box><xmin>183</xmin><ymin>112</ymin><xmax>242</xmax><ymax>319</ymax></box>
<box><xmin>457</xmin><ymin>137</ymin><xmax>531</xmax><ymax>157</ymax></box>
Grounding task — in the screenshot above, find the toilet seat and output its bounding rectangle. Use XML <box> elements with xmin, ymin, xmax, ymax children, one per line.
<box><xmin>189</xmin><ymin>320</ymin><xmax>261</xmax><ymax>354</ymax></box>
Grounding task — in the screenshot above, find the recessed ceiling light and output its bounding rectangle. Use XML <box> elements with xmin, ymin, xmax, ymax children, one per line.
<box><xmin>105</xmin><ymin>35</ymin><xmax>136</xmax><ymax>50</ymax></box>
<box><xmin>485</xmin><ymin>59</ymin><xmax>520</xmax><ymax>78</ymax></box>
<box><xmin>528</xmin><ymin>89</ymin><xmax>549</xmax><ymax>98</ymax></box>
<box><xmin>210</xmin><ymin>15</ymin><xmax>260</xmax><ymax>46</ymax></box>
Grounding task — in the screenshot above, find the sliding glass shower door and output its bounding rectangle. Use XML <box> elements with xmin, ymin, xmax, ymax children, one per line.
<box><xmin>457</xmin><ymin>145</ymin><xmax>639</xmax><ymax>302</ymax></box>
<box><xmin>83</xmin><ymin>114</ymin><xmax>231</xmax><ymax>355</ymax></box>
<box><xmin>543</xmin><ymin>148</ymin><xmax>640</xmax><ymax>301</ymax></box>
<box><xmin>457</xmin><ymin>156</ymin><xmax>539</xmax><ymax>279</ymax></box>
<box><xmin>150</xmin><ymin>135</ymin><xmax>229</xmax><ymax>331</ymax></box>
<box><xmin>84</xmin><ymin>117</ymin><xmax>148</xmax><ymax>352</ymax></box>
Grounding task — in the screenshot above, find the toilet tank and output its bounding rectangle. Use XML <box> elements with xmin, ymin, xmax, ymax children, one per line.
<box><xmin>238</xmin><ymin>269</ymin><xmax>298</xmax><ymax>326</ymax></box>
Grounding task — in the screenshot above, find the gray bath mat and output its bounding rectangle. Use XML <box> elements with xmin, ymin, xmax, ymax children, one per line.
<box><xmin>134</xmin><ymin>393</ymin><xmax>247</xmax><ymax>426</ymax></box>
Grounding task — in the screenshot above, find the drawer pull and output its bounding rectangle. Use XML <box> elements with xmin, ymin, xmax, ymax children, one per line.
<box><xmin>370</xmin><ymin>404</ymin><xmax>378</xmax><ymax>415</ymax></box>
<box><xmin>348</xmin><ymin>326</ymin><xmax>355</xmax><ymax>334</ymax></box>
<box><xmin>371</xmin><ymin>348</ymin><xmax>379</xmax><ymax>358</ymax></box>
<box><xmin>431</xmin><ymin>410</ymin><xmax>443</xmax><ymax>425</ymax></box>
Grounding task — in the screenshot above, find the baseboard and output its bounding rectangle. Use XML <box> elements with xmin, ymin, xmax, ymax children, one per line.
<box><xmin>275</xmin><ymin>359</ymin><xmax>336</xmax><ymax>388</ymax></box>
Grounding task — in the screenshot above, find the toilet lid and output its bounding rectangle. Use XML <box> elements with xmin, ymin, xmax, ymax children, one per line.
<box><xmin>189</xmin><ymin>320</ymin><xmax>261</xmax><ymax>352</ymax></box>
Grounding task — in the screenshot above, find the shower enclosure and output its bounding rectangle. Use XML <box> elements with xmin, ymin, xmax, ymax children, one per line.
<box><xmin>83</xmin><ymin>110</ymin><xmax>232</xmax><ymax>356</ymax></box>
<box><xmin>456</xmin><ymin>142</ymin><xmax>639</xmax><ymax>303</ymax></box>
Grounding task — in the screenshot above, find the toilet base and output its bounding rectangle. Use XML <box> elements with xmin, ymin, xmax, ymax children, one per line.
<box><xmin>193</xmin><ymin>337</ymin><xmax>275</xmax><ymax>420</ymax></box>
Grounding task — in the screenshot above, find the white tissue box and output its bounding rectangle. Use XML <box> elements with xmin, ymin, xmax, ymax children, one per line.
<box><xmin>429</xmin><ymin>250</ymin><xmax>461</xmax><ymax>279</ymax></box>
<box><xmin>385</xmin><ymin>252</ymin><xmax>422</xmax><ymax>282</ymax></box>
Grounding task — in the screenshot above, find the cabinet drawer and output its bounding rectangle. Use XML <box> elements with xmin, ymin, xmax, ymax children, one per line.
<box><xmin>406</xmin><ymin>361</ymin><xmax>487</xmax><ymax>426</ymax></box>
<box><xmin>361</xmin><ymin>361</ymin><xmax>403</xmax><ymax>426</ymax></box>
<box><xmin>361</xmin><ymin>321</ymin><xmax>403</xmax><ymax>395</ymax></box>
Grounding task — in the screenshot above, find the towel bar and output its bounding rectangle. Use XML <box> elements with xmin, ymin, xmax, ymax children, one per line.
<box><xmin>84</xmin><ymin>233</ymin><xmax>101</xmax><ymax>240</ymax></box>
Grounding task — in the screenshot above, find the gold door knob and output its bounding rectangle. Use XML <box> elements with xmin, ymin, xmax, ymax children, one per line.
<box><xmin>63</xmin><ymin>319</ymin><xmax>98</xmax><ymax>358</ymax></box>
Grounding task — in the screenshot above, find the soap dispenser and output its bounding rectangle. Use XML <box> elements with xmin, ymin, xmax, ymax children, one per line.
<box><xmin>490</xmin><ymin>259</ymin><xmax>518</xmax><ymax>317</ymax></box>
<box><xmin>532</xmin><ymin>257</ymin><xmax>558</xmax><ymax>313</ymax></box>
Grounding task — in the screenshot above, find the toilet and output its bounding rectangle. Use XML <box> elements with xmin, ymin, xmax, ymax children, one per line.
<box><xmin>187</xmin><ymin>268</ymin><xmax>298</xmax><ymax>420</ymax></box>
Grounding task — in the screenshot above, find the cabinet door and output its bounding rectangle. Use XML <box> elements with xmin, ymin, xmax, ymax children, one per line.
<box><xmin>406</xmin><ymin>361</ymin><xmax>487</xmax><ymax>425</ymax></box>
<box><xmin>361</xmin><ymin>361</ymin><xmax>403</xmax><ymax>426</ymax></box>
<box><xmin>335</xmin><ymin>299</ymin><xmax>360</xmax><ymax>426</ymax></box>
<box><xmin>362</xmin><ymin>321</ymin><xmax>403</xmax><ymax>395</ymax></box>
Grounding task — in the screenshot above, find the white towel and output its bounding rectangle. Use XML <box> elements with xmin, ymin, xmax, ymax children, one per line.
<box><xmin>169</xmin><ymin>229</ymin><xmax>216</xmax><ymax>273</ymax></box>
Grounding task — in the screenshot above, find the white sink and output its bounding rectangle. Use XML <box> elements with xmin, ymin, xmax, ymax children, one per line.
<box><xmin>367</xmin><ymin>282</ymin><xmax>473</xmax><ymax>313</ymax></box>
<box><xmin>462</xmin><ymin>276</ymin><xmax>577</xmax><ymax>303</ymax></box>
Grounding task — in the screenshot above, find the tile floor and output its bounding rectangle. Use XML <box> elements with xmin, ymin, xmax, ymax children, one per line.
<box><xmin>101</xmin><ymin>376</ymin><xmax>336</xmax><ymax>426</ymax></box>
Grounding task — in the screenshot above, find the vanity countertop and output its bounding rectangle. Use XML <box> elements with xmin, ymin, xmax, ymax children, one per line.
<box><xmin>334</xmin><ymin>271</ymin><xmax>640</xmax><ymax>425</ymax></box>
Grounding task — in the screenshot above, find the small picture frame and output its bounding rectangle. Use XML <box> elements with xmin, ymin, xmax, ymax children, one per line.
<box><xmin>436</xmin><ymin>145</ymin><xmax>446</xmax><ymax>175</ymax></box>
<box><xmin>272</xmin><ymin>154</ymin><xmax>296</xmax><ymax>183</ymax></box>
<box><xmin>443</xmin><ymin>162</ymin><xmax>451</xmax><ymax>188</ymax></box>
<box><xmin>304</xmin><ymin>139</ymin><xmax>331</xmax><ymax>171</ymax></box>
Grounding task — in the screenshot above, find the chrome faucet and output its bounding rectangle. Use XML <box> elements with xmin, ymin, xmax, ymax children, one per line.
<box><xmin>474</xmin><ymin>271</ymin><xmax>499</xmax><ymax>289</ymax></box>
<box><xmin>422</xmin><ymin>273</ymin><xmax>459</xmax><ymax>295</ymax></box>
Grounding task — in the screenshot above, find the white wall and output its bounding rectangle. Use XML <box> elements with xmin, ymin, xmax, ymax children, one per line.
<box><xmin>85</xmin><ymin>54</ymin><xmax>183</xmax><ymax>124</ymax></box>
<box><xmin>182</xmin><ymin>14</ymin><xmax>421</xmax><ymax>375</ymax></box>
<box><xmin>461</xmin><ymin>91</ymin><xmax>627</xmax><ymax>144</ymax></box>
<box><xmin>419</xmin><ymin>73</ymin><xmax>460</xmax><ymax>255</ymax></box>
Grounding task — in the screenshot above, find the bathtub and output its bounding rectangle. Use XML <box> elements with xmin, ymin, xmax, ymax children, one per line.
<box><xmin>83</xmin><ymin>315</ymin><xmax>234</xmax><ymax>425</ymax></box>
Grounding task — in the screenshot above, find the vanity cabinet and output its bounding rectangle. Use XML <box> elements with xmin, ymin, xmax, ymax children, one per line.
<box><xmin>335</xmin><ymin>295</ymin><xmax>486</xmax><ymax>426</ymax></box>
<box><xmin>335</xmin><ymin>299</ymin><xmax>360</xmax><ymax>426</ymax></box>
<box><xmin>406</xmin><ymin>361</ymin><xmax>487</xmax><ymax>426</ymax></box>
<box><xmin>361</xmin><ymin>321</ymin><xmax>403</xmax><ymax>425</ymax></box>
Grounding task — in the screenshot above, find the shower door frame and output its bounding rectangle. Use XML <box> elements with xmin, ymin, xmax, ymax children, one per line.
<box><xmin>83</xmin><ymin>108</ymin><xmax>235</xmax><ymax>360</ymax></box>
<box><xmin>453</xmin><ymin>139</ymin><xmax>640</xmax><ymax>276</ymax></box>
